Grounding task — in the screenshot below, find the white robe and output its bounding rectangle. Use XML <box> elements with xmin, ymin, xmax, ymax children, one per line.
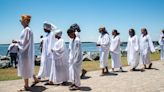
<box><xmin>140</xmin><ymin>35</ymin><xmax>155</xmax><ymax>65</ymax></box>
<box><xmin>159</xmin><ymin>34</ymin><xmax>164</xmax><ymax>61</ymax></box>
<box><xmin>17</xmin><ymin>27</ymin><xmax>34</xmax><ymax>79</ymax></box>
<box><xmin>49</xmin><ymin>38</ymin><xmax>69</xmax><ymax>83</ymax></box>
<box><xmin>126</xmin><ymin>35</ymin><xmax>139</xmax><ymax>68</ymax></box>
<box><xmin>69</xmin><ymin>37</ymin><xmax>82</xmax><ymax>87</ymax></box>
<box><xmin>97</xmin><ymin>33</ymin><xmax>110</xmax><ymax>68</ymax></box>
<box><xmin>37</xmin><ymin>32</ymin><xmax>54</xmax><ymax>78</ymax></box>
<box><xmin>110</xmin><ymin>35</ymin><xmax>122</xmax><ymax>68</ymax></box>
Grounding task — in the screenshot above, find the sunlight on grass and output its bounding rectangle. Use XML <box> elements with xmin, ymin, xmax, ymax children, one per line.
<box><xmin>0</xmin><ymin>53</ymin><xmax>160</xmax><ymax>81</ymax></box>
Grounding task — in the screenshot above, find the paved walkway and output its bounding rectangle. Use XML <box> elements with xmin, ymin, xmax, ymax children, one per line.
<box><xmin>0</xmin><ymin>61</ymin><xmax>164</xmax><ymax>92</ymax></box>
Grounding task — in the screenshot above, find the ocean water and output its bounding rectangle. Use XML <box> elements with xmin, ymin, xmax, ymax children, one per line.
<box><xmin>0</xmin><ymin>42</ymin><xmax>100</xmax><ymax>56</ymax></box>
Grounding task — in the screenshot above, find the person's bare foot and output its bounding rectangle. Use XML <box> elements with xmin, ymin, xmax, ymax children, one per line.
<box><xmin>17</xmin><ymin>86</ymin><xmax>30</xmax><ymax>92</ymax></box>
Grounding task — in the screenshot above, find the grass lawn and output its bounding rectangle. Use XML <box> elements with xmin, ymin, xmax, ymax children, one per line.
<box><xmin>0</xmin><ymin>53</ymin><xmax>160</xmax><ymax>81</ymax></box>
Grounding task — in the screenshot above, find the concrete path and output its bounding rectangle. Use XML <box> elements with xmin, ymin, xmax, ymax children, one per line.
<box><xmin>0</xmin><ymin>61</ymin><xmax>164</xmax><ymax>92</ymax></box>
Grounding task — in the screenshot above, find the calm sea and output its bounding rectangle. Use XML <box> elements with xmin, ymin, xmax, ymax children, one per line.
<box><xmin>0</xmin><ymin>42</ymin><xmax>101</xmax><ymax>56</ymax></box>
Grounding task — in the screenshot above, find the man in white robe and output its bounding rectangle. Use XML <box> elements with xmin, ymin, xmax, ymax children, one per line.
<box><xmin>37</xmin><ymin>22</ymin><xmax>56</xmax><ymax>80</ymax></box>
<box><xmin>46</xmin><ymin>30</ymin><xmax>69</xmax><ymax>85</ymax></box>
<box><xmin>96</xmin><ymin>27</ymin><xmax>110</xmax><ymax>75</ymax></box>
<box><xmin>17</xmin><ymin>15</ymin><xmax>35</xmax><ymax>91</ymax></box>
<box><xmin>126</xmin><ymin>29</ymin><xmax>139</xmax><ymax>71</ymax></box>
<box><xmin>67</xmin><ymin>28</ymin><xmax>82</xmax><ymax>90</ymax></box>
<box><xmin>159</xmin><ymin>30</ymin><xmax>164</xmax><ymax>61</ymax></box>
<box><xmin>140</xmin><ymin>28</ymin><xmax>155</xmax><ymax>69</ymax></box>
<box><xmin>110</xmin><ymin>29</ymin><xmax>123</xmax><ymax>72</ymax></box>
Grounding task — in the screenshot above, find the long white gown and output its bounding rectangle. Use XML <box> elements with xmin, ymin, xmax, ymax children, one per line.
<box><xmin>37</xmin><ymin>32</ymin><xmax>54</xmax><ymax>78</ymax></box>
<box><xmin>140</xmin><ymin>35</ymin><xmax>155</xmax><ymax>65</ymax></box>
<box><xmin>97</xmin><ymin>33</ymin><xmax>110</xmax><ymax>68</ymax></box>
<box><xmin>69</xmin><ymin>37</ymin><xmax>82</xmax><ymax>87</ymax></box>
<box><xmin>110</xmin><ymin>35</ymin><xmax>122</xmax><ymax>68</ymax></box>
<box><xmin>17</xmin><ymin>27</ymin><xmax>34</xmax><ymax>79</ymax></box>
<box><xmin>159</xmin><ymin>34</ymin><xmax>164</xmax><ymax>61</ymax></box>
<box><xmin>126</xmin><ymin>35</ymin><xmax>139</xmax><ymax>68</ymax></box>
<box><xmin>49</xmin><ymin>38</ymin><xmax>69</xmax><ymax>84</ymax></box>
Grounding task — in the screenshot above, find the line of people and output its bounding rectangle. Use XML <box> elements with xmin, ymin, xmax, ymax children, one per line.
<box><xmin>12</xmin><ymin>14</ymin><xmax>164</xmax><ymax>91</ymax></box>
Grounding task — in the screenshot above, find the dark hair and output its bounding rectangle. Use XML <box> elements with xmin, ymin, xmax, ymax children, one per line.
<box><xmin>141</xmin><ymin>28</ymin><xmax>148</xmax><ymax>35</ymax></box>
<box><xmin>67</xmin><ymin>28</ymin><xmax>75</xmax><ymax>35</ymax></box>
<box><xmin>99</xmin><ymin>27</ymin><xmax>109</xmax><ymax>34</ymax></box>
<box><xmin>40</xmin><ymin>35</ymin><xmax>43</xmax><ymax>38</ymax></box>
<box><xmin>70</xmin><ymin>23</ymin><xmax>81</xmax><ymax>32</ymax></box>
<box><xmin>113</xmin><ymin>29</ymin><xmax>120</xmax><ymax>35</ymax></box>
<box><xmin>129</xmin><ymin>28</ymin><xmax>135</xmax><ymax>35</ymax></box>
<box><xmin>162</xmin><ymin>29</ymin><xmax>164</xmax><ymax>34</ymax></box>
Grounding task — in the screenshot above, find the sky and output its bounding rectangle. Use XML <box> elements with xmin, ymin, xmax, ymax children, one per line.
<box><xmin>0</xmin><ymin>0</ymin><xmax>164</xmax><ymax>44</ymax></box>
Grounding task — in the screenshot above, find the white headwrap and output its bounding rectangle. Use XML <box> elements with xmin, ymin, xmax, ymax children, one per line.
<box><xmin>43</xmin><ymin>21</ymin><xmax>57</xmax><ymax>31</ymax></box>
<box><xmin>54</xmin><ymin>29</ymin><xmax>62</xmax><ymax>37</ymax></box>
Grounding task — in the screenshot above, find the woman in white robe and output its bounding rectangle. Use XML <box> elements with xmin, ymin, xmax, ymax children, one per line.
<box><xmin>17</xmin><ymin>15</ymin><xmax>35</xmax><ymax>91</ymax></box>
<box><xmin>96</xmin><ymin>27</ymin><xmax>110</xmax><ymax>75</ymax></box>
<box><xmin>46</xmin><ymin>30</ymin><xmax>69</xmax><ymax>85</ymax></box>
<box><xmin>110</xmin><ymin>29</ymin><xmax>123</xmax><ymax>72</ymax></box>
<box><xmin>140</xmin><ymin>28</ymin><xmax>155</xmax><ymax>69</ymax></box>
<box><xmin>37</xmin><ymin>22</ymin><xmax>56</xmax><ymax>80</ymax></box>
<box><xmin>67</xmin><ymin>28</ymin><xmax>82</xmax><ymax>90</ymax></box>
<box><xmin>70</xmin><ymin>23</ymin><xmax>87</xmax><ymax>78</ymax></box>
<box><xmin>126</xmin><ymin>29</ymin><xmax>139</xmax><ymax>71</ymax></box>
<box><xmin>159</xmin><ymin>30</ymin><xmax>164</xmax><ymax>61</ymax></box>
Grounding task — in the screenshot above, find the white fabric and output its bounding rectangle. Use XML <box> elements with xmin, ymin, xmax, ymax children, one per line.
<box><xmin>140</xmin><ymin>35</ymin><xmax>155</xmax><ymax>65</ymax></box>
<box><xmin>110</xmin><ymin>35</ymin><xmax>122</xmax><ymax>68</ymax></box>
<box><xmin>8</xmin><ymin>43</ymin><xmax>19</xmax><ymax>53</ymax></box>
<box><xmin>68</xmin><ymin>37</ymin><xmax>82</xmax><ymax>87</ymax></box>
<box><xmin>97</xmin><ymin>33</ymin><xmax>110</xmax><ymax>68</ymax></box>
<box><xmin>49</xmin><ymin>38</ymin><xmax>69</xmax><ymax>84</ymax></box>
<box><xmin>126</xmin><ymin>35</ymin><xmax>139</xmax><ymax>68</ymax></box>
<box><xmin>17</xmin><ymin>27</ymin><xmax>34</xmax><ymax>79</ymax></box>
<box><xmin>159</xmin><ymin>34</ymin><xmax>164</xmax><ymax>61</ymax></box>
<box><xmin>37</xmin><ymin>32</ymin><xmax>54</xmax><ymax>78</ymax></box>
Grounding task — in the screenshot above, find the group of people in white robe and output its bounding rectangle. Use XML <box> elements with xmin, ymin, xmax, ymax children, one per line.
<box><xmin>14</xmin><ymin>14</ymin><xmax>164</xmax><ymax>91</ymax></box>
<box><xmin>96</xmin><ymin>27</ymin><xmax>163</xmax><ymax>75</ymax></box>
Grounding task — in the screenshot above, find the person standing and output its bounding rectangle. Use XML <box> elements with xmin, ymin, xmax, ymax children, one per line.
<box><xmin>140</xmin><ymin>28</ymin><xmax>155</xmax><ymax>69</ymax></box>
<box><xmin>159</xmin><ymin>29</ymin><xmax>164</xmax><ymax>61</ymax></box>
<box><xmin>6</xmin><ymin>40</ymin><xmax>19</xmax><ymax>68</ymax></box>
<box><xmin>67</xmin><ymin>28</ymin><xmax>82</xmax><ymax>90</ymax></box>
<box><xmin>17</xmin><ymin>14</ymin><xmax>35</xmax><ymax>91</ymax></box>
<box><xmin>110</xmin><ymin>29</ymin><xmax>123</xmax><ymax>72</ymax></box>
<box><xmin>96</xmin><ymin>27</ymin><xmax>110</xmax><ymax>75</ymax></box>
<box><xmin>46</xmin><ymin>30</ymin><xmax>69</xmax><ymax>85</ymax></box>
<box><xmin>70</xmin><ymin>23</ymin><xmax>87</xmax><ymax>79</ymax></box>
<box><xmin>126</xmin><ymin>29</ymin><xmax>139</xmax><ymax>71</ymax></box>
<box><xmin>37</xmin><ymin>22</ymin><xmax>56</xmax><ymax>81</ymax></box>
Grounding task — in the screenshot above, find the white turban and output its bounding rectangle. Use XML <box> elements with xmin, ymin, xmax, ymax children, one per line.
<box><xmin>43</xmin><ymin>21</ymin><xmax>57</xmax><ymax>31</ymax></box>
<box><xmin>54</xmin><ymin>29</ymin><xmax>62</xmax><ymax>37</ymax></box>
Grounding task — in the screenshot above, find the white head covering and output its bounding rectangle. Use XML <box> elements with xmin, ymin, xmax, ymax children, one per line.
<box><xmin>54</xmin><ymin>29</ymin><xmax>62</xmax><ymax>37</ymax></box>
<box><xmin>43</xmin><ymin>21</ymin><xmax>57</xmax><ymax>31</ymax></box>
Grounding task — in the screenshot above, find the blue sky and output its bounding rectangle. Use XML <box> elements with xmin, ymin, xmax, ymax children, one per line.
<box><xmin>0</xmin><ymin>0</ymin><xmax>164</xmax><ymax>44</ymax></box>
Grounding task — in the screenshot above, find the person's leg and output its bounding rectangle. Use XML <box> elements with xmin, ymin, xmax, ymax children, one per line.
<box><xmin>13</xmin><ymin>55</ymin><xmax>17</xmax><ymax>68</ymax></box>
<box><xmin>81</xmin><ymin>69</ymin><xmax>87</xmax><ymax>77</ymax></box>
<box><xmin>24</xmin><ymin>79</ymin><xmax>29</xmax><ymax>87</ymax></box>
<box><xmin>112</xmin><ymin>68</ymin><xmax>114</xmax><ymax>72</ymax></box>
<box><xmin>105</xmin><ymin>66</ymin><xmax>109</xmax><ymax>73</ymax></box>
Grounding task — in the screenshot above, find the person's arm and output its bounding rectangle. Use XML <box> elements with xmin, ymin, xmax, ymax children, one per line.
<box><xmin>73</xmin><ymin>39</ymin><xmax>82</xmax><ymax>65</ymax></box>
<box><xmin>111</xmin><ymin>36</ymin><xmax>120</xmax><ymax>52</ymax></box>
<box><xmin>148</xmin><ymin>35</ymin><xmax>155</xmax><ymax>53</ymax></box>
<box><xmin>134</xmin><ymin>36</ymin><xmax>139</xmax><ymax>52</ymax></box>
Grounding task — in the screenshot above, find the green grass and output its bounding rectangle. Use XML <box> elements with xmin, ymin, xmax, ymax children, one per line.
<box><xmin>0</xmin><ymin>53</ymin><xmax>160</xmax><ymax>81</ymax></box>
